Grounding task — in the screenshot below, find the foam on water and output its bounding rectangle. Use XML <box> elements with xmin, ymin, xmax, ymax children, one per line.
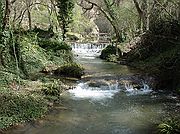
<box><xmin>72</xmin><ymin>43</ymin><xmax>108</xmax><ymax>57</ymax></box>
<box><xmin>68</xmin><ymin>80</ymin><xmax>153</xmax><ymax>100</ymax></box>
<box><xmin>125</xmin><ymin>82</ymin><xmax>152</xmax><ymax>96</ymax></box>
<box><xmin>68</xmin><ymin>82</ymin><xmax>120</xmax><ymax>100</ymax></box>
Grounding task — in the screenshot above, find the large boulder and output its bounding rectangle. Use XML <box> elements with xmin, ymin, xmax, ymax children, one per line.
<box><xmin>100</xmin><ymin>45</ymin><xmax>122</xmax><ymax>61</ymax></box>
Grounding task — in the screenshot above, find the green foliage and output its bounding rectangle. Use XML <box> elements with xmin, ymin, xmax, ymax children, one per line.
<box><xmin>57</xmin><ymin>0</ymin><xmax>75</xmax><ymax>41</ymax></box>
<box><xmin>6</xmin><ymin>33</ymin><xmax>73</xmax><ymax>76</ymax></box>
<box><xmin>0</xmin><ymin>90</ymin><xmax>47</xmax><ymax>129</ymax></box>
<box><xmin>18</xmin><ymin>34</ymin><xmax>49</xmax><ymax>75</ymax></box>
<box><xmin>38</xmin><ymin>39</ymin><xmax>72</xmax><ymax>52</ymax></box>
<box><xmin>0</xmin><ymin>70</ymin><xmax>21</xmax><ymax>88</ymax></box>
<box><xmin>107</xmin><ymin>54</ymin><xmax>118</xmax><ymax>62</ymax></box>
<box><xmin>100</xmin><ymin>45</ymin><xmax>121</xmax><ymax>61</ymax></box>
<box><xmin>54</xmin><ymin>63</ymin><xmax>84</xmax><ymax>78</ymax></box>
<box><xmin>157</xmin><ymin>118</ymin><xmax>180</xmax><ymax>134</ymax></box>
<box><xmin>42</xmin><ymin>80</ymin><xmax>63</xmax><ymax>97</ymax></box>
<box><xmin>149</xmin><ymin>20</ymin><xmax>180</xmax><ymax>36</ymax></box>
<box><xmin>32</xmin><ymin>27</ymin><xmax>54</xmax><ymax>39</ymax></box>
<box><xmin>126</xmin><ymin>19</ymin><xmax>180</xmax><ymax>90</ymax></box>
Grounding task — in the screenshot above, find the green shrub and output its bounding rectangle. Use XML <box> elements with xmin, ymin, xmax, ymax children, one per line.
<box><xmin>38</xmin><ymin>39</ymin><xmax>72</xmax><ymax>52</ymax></box>
<box><xmin>54</xmin><ymin>63</ymin><xmax>84</xmax><ymax>78</ymax></box>
<box><xmin>41</xmin><ymin>80</ymin><xmax>63</xmax><ymax>97</ymax></box>
<box><xmin>31</xmin><ymin>27</ymin><xmax>54</xmax><ymax>39</ymax></box>
<box><xmin>0</xmin><ymin>91</ymin><xmax>47</xmax><ymax>129</ymax></box>
<box><xmin>107</xmin><ymin>54</ymin><xmax>118</xmax><ymax>62</ymax></box>
<box><xmin>100</xmin><ymin>45</ymin><xmax>121</xmax><ymax>61</ymax></box>
<box><xmin>157</xmin><ymin>118</ymin><xmax>180</xmax><ymax>134</ymax></box>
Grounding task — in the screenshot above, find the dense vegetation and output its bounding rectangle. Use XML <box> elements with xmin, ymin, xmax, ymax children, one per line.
<box><xmin>0</xmin><ymin>0</ymin><xmax>84</xmax><ymax>130</ymax></box>
<box><xmin>0</xmin><ymin>0</ymin><xmax>179</xmax><ymax>133</ymax></box>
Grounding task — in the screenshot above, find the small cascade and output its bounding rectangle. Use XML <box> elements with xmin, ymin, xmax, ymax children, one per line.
<box><xmin>68</xmin><ymin>79</ymin><xmax>153</xmax><ymax>100</ymax></box>
<box><xmin>71</xmin><ymin>43</ymin><xmax>109</xmax><ymax>57</ymax></box>
<box><xmin>68</xmin><ymin>80</ymin><xmax>120</xmax><ymax>100</ymax></box>
<box><xmin>124</xmin><ymin>81</ymin><xmax>152</xmax><ymax>95</ymax></box>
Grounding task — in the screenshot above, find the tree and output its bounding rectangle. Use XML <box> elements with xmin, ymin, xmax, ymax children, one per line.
<box><xmin>56</xmin><ymin>0</ymin><xmax>75</xmax><ymax>41</ymax></box>
<box><xmin>78</xmin><ymin>0</ymin><xmax>123</xmax><ymax>55</ymax></box>
<box><xmin>24</xmin><ymin>0</ymin><xmax>32</xmax><ymax>30</ymax></box>
<box><xmin>3</xmin><ymin>0</ymin><xmax>11</xmax><ymax>29</ymax></box>
<box><xmin>132</xmin><ymin>0</ymin><xmax>150</xmax><ymax>33</ymax></box>
<box><xmin>0</xmin><ymin>0</ymin><xmax>4</xmax><ymax>65</ymax></box>
<box><xmin>0</xmin><ymin>0</ymin><xmax>3</xmax><ymax>32</ymax></box>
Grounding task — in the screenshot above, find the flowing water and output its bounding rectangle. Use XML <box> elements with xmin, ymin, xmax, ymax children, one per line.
<box><xmin>7</xmin><ymin>43</ymin><xmax>179</xmax><ymax>134</ymax></box>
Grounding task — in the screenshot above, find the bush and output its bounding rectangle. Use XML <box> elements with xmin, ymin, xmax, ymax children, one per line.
<box><xmin>54</xmin><ymin>63</ymin><xmax>84</xmax><ymax>78</ymax></box>
<box><xmin>38</xmin><ymin>39</ymin><xmax>72</xmax><ymax>52</ymax></box>
<box><xmin>0</xmin><ymin>90</ymin><xmax>47</xmax><ymax>129</ymax></box>
<box><xmin>31</xmin><ymin>27</ymin><xmax>54</xmax><ymax>39</ymax></box>
<box><xmin>100</xmin><ymin>45</ymin><xmax>121</xmax><ymax>61</ymax></box>
<box><xmin>41</xmin><ymin>80</ymin><xmax>63</xmax><ymax>97</ymax></box>
<box><xmin>157</xmin><ymin>118</ymin><xmax>180</xmax><ymax>134</ymax></box>
<box><xmin>107</xmin><ymin>54</ymin><xmax>118</xmax><ymax>62</ymax></box>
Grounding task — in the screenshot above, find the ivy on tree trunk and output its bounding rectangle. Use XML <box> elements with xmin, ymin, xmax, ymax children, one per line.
<box><xmin>56</xmin><ymin>0</ymin><xmax>74</xmax><ymax>41</ymax></box>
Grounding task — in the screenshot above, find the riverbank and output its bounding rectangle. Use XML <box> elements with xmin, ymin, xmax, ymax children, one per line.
<box><xmin>0</xmin><ymin>29</ymin><xmax>84</xmax><ymax>131</ymax></box>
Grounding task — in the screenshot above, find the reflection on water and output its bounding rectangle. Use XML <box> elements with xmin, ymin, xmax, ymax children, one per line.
<box><xmin>7</xmin><ymin>43</ymin><xmax>179</xmax><ymax>134</ymax></box>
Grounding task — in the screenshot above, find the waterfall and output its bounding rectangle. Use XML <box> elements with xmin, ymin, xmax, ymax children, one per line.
<box><xmin>71</xmin><ymin>43</ymin><xmax>109</xmax><ymax>57</ymax></box>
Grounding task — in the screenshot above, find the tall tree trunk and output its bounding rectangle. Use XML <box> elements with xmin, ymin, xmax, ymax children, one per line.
<box><xmin>27</xmin><ymin>8</ymin><xmax>32</xmax><ymax>30</ymax></box>
<box><xmin>133</xmin><ymin>0</ymin><xmax>147</xmax><ymax>33</ymax></box>
<box><xmin>113</xmin><ymin>24</ymin><xmax>122</xmax><ymax>56</ymax></box>
<box><xmin>104</xmin><ymin>0</ymin><xmax>122</xmax><ymax>55</ymax></box>
<box><xmin>25</xmin><ymin>0</ymin><xmax>32</xmax><ymax>30</ymax></box>
<box><xmin>141</xmin><ymin>0</ymin><xmax>147</xmax><ymax>32</ymax></box>
<box><xmin>3</xmin><ymin>0</ymin><xmax>11</xmax><ymax>30</ymax></box>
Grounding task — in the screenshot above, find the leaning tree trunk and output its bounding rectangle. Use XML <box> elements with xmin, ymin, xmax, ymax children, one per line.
<box><xmin>133</xmin><ymin>0</ymin><xmax>147</xmax><ymax>33</ymax></box>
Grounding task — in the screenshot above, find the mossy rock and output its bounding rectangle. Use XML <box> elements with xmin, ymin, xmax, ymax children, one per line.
<box><xmin>100</xmin><ymin>45</ymin><xmax>122</xmax><ymax>61</ymax></box>
<box><xmin>54</xmin><ymin>63</ymin><xmax>84</xmax><ymax>78</ymax></box>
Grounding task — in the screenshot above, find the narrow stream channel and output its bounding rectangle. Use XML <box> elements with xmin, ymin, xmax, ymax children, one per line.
<box><xmin>7</xmin><ymin>43</ymin><xmax>179</xmax><ymax>134</ymax></box>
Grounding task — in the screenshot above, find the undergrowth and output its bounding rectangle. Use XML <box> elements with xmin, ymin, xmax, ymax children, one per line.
<box><xmin>0</xmin><ymin>89</ymin><xmax>48</xmax><ymax>129</ymax></box>
<box><xmin>0</xmin><ymin>29</ymin><xmax>74</xmax><ymax>130</ymax></box>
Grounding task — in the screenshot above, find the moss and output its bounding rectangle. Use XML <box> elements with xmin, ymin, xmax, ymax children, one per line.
<box><xmin>100</xmin><ymin>45</ymin><xmax>121</xmax><ymax>61</ymax></box>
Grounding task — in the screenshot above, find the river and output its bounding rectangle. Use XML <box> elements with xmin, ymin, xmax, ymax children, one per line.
<box><xmin>7</xmin><ymin>43</ymin><xmax>179</xmax><ymax>134</ymax></box>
